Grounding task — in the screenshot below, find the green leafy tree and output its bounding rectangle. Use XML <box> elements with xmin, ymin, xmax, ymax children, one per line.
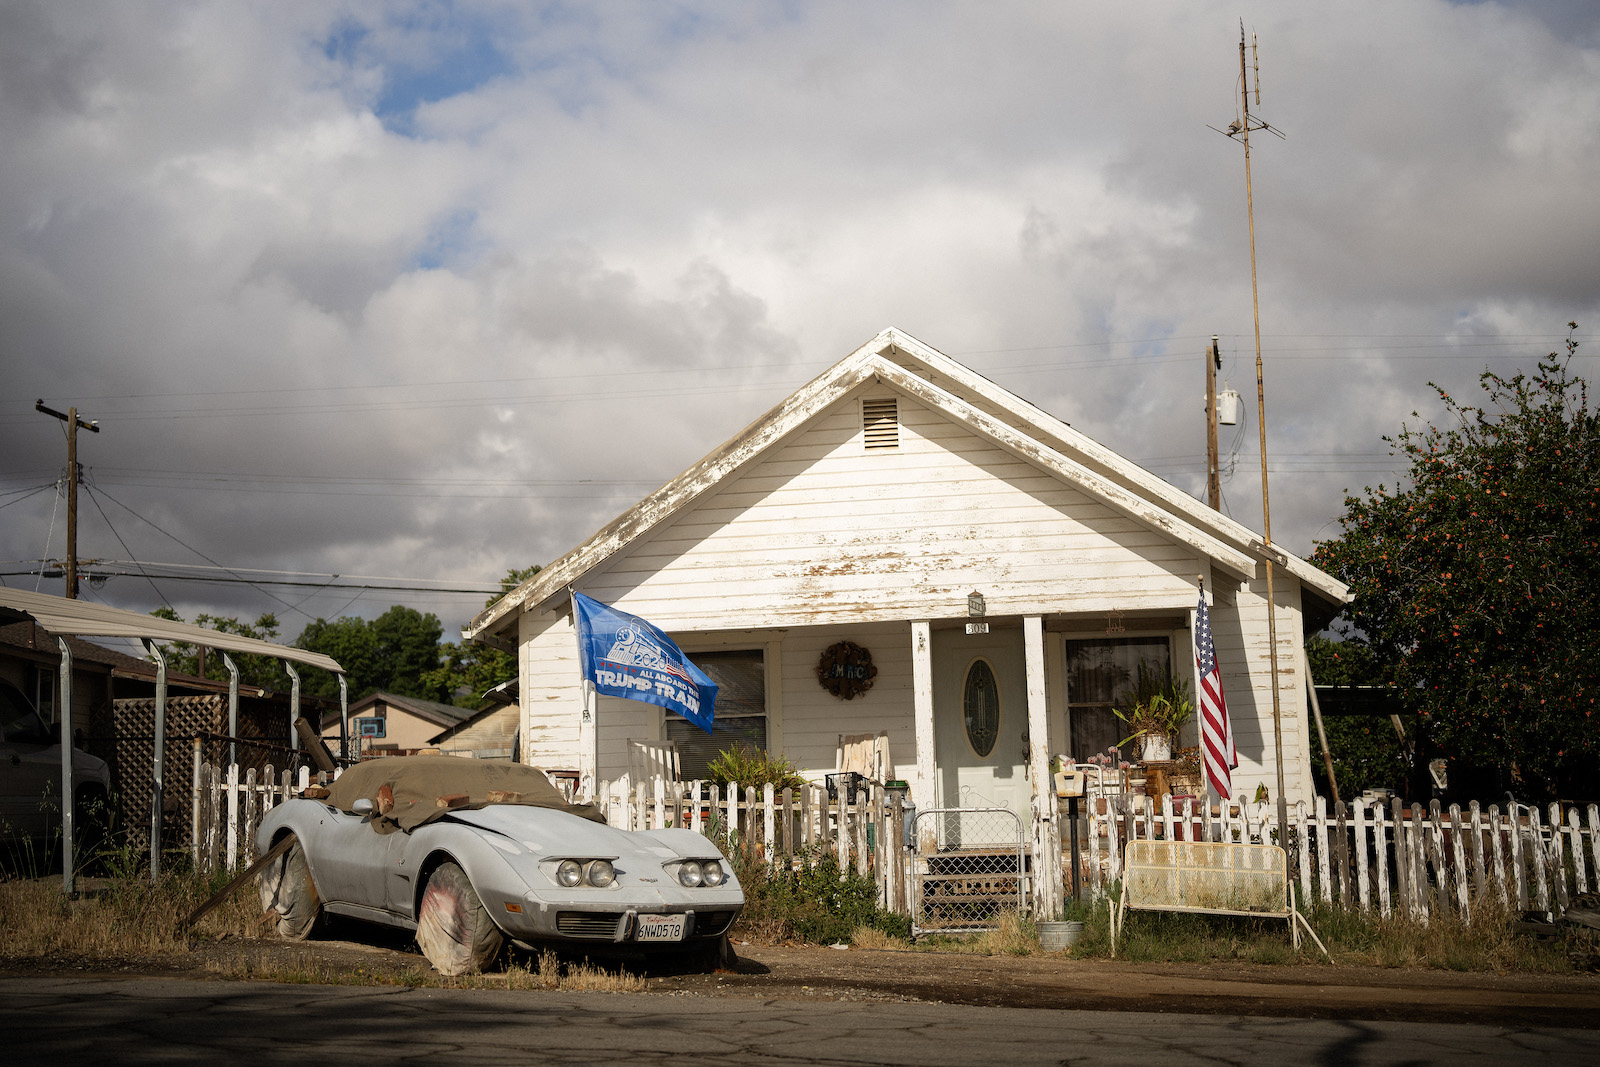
<box><xmin>421</xmin><ymin>565</ymin><xmax>540</xmax><ymax>709</ymax></box>
<box><xmin>295</xmin><ymin>606</ymin><xmax>446</xmax><ymax>702</ymax></box>
<box><xmin>1311</xmin><ymin>325</ymin><xmax>1598</xmax><ymax>800</ymax></box>
<box><xmin>1303</xmin><ymin>635</ymin><xmax>1413</xmax><ymax>799</ymax></box>
<box><xmin>148</xmin><ymin>608</ymin><xmax>288</xmax><ymax>691</ymax></box>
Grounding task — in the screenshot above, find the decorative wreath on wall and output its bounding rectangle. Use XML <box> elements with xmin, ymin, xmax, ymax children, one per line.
<box><xmin>816</xmin><ymin>641</ymin><xmax>878</xmax><ymax>701</ymax></box>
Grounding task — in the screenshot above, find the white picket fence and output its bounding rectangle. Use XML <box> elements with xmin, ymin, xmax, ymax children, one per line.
<box><xmin>1083</xmin><ymin>792</ymin><xmax>1600</xmax><ymax>920</ymax></box>
<box><xmin>188</xmin><ymin>753</ymin><xmax>1597</xmax><ymax>925</ymax></box>
<box><xmin>188</xmin><ymin>763</ymin><xmax>909</xmax><ymax>913</ymax></box>
<box><xmin>190</xmin><ymin>757</ymin><xmax>335</xmax><ymax>874</ymax></box>
<box><xmin>589</xmin><ymin>775</ymin><xmax>913</xmax><ymax>912</ymax></box>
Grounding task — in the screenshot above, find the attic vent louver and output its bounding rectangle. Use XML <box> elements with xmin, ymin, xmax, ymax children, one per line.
<box><xmin>862</xmin><ymin>397</ymin><xmax>899</xmax><ymax>449</ymax></box>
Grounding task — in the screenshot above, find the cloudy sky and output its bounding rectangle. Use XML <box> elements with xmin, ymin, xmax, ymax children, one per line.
<box><xmin>2</xmin><ymin>0</ymin><xmax>1596</xmax><ymax>644</ymax></box>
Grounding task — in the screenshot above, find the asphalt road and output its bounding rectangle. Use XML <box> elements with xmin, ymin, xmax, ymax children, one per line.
<box><xmin>4</xmin><ymin>976</ymin><xmax>1598</xmax><ymax>1066</ymax></box>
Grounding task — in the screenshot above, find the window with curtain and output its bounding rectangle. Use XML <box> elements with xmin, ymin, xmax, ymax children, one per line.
<box><xmin>665</xmin><ymin>649</ymin><xmax>765</xmax><ymax>779</ymax></box>
<box><xmin>1064</xmin><ymin>637</ymin><xmax>1171</xmax><ymax>763</ymax></box>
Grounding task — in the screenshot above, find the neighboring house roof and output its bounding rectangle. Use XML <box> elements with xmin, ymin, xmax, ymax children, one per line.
<box><xmin>427</xmin><ymin>702</ymin><xmax>512</xmax><ymax>745</ymax></box>
<box><xmin>467</xmin><ymin>327</ymin><xmax>1348</xmax><ymax>643</ymax></box>
<box><xmin>0</xmin><ymin>587</ymin><xmax>344</xmax><ymax>673</ymax></box>
<box><xmin>330</xmin><ymin>691</ymin><xmax>474</xmax><ymax>732</ymax></box>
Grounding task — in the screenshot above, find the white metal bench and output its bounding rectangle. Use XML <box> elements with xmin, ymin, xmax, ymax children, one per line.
<box><xmin>1110</xmin><ymin>839</ymin><xmax>1330</xmax><ymax>959</ymax></box>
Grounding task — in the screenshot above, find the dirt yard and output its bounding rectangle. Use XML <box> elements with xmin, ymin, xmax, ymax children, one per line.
<box><xmin>4</xmin><ymin>922</ymin><xmax>1597</xmax><ymax>1029</ymax></box>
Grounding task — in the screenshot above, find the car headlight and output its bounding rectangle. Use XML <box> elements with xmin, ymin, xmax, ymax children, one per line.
<box><xmin>586</xmin><ymin>859</ymin><xmax>615</xmax><ymax>887</ymax></box>
<box><xmin>701</xmin><ymin>860</ymin><xmax>726</xmax><ymax>887</ymax></box>
<box><xmin>677</xmin><ymin>860</ymin><xmax>703</xmax><ymax>887</ymax></box>
<box><xmin>556</xmin><ymin>859</ymin><xmax>584</xmax><ymax>888</ymax></box>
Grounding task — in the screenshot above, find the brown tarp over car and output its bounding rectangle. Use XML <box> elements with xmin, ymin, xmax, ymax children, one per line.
<box><xmin>325</xmin><ymin>755</ymin><xmax>604</xmax><ymax>833</ymax></box>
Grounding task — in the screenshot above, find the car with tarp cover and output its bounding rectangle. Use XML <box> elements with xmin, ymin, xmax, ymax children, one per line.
<box><xmin>256</xmin><ymin>755</ymin><xmax>741</xmax><ymax>975</ymax></box>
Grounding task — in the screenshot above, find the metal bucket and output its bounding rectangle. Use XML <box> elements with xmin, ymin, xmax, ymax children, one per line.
<box><xmin>1038</xmin><ymin>920</ymin><xmax>1086</xmax><ymax>951</ymax></box>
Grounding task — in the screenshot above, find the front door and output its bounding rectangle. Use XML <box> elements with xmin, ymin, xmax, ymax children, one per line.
<box><xmin>932</xmin><ymin>626</ymin><xmax>1029</xmax><ymax>823</ymax></box>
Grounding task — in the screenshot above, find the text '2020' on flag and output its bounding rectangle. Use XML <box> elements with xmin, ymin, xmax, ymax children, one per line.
<box><xmin>1195</xmin><ymin>587</ymin><xmax>1237</xmax><ymax>800</ymax></box>
<box><xmin>572</xmin><ymin>592</ymin><xmax>718</xmax><ymax>734</ymax></box>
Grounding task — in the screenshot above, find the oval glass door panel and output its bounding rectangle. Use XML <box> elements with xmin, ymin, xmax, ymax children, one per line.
<box><xmin>963</xmin><ymin>659</ymin><xmax>1000</xmax><ymax>757</ymax></box>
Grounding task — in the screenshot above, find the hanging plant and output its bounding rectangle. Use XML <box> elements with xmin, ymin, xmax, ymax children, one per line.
<box><xmin>816</xmin><ymin>641</ymin><xmax>877</xmax><ymax>700</ymax></box>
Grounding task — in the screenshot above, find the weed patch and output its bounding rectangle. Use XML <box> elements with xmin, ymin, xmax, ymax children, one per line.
<box><xmin>731</xmin><ymin>846</ymin><xmax>909</xmax><ymax>946</ymax></box>
<box><xmin>0</xmin><ymin>865</ymin><xmax>260</xmax><ymax>961</ymax></box>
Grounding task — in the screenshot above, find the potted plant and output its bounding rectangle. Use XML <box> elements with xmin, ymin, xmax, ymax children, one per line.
<box><xmin>1113</xmin><ymin>662</ymin><xmax>1193</xmax><ymax>763</ymax></box>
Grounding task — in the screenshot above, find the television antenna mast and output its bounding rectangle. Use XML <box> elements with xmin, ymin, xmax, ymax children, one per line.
<box><xmin>1212</xmin><ymin>24</ymin><xmax>1290</xmax><ymax>836</ymax></box>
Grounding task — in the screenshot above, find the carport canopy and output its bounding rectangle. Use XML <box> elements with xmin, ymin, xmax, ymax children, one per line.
<box><xmin>0</xmin><ymin>587</ymin><xmax>344</xmax><ymax>892</ymax></box>
<box><xmin>0</xmin><ymin>586</ymin><xmax>342</xmax><ymax>672</ymax></box>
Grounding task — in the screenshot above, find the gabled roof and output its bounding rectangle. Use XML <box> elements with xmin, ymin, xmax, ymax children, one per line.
<box><xmin>467</xmin><ymin>327</ymin><xmax>1347</xmax><ymax>642</ymax></box>
<box><xmin>340</xmin><ymin>691</ymin><xmax>473</xmax><ymax>731</ymax></box>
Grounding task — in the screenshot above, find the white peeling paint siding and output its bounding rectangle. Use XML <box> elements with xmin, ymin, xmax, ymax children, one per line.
<box><xmin>515</xmin><ymin>382</ymin><xmax>1318</xmax><ymax>802</ymax></box>
<box><xmin>1214</xmin><ymin>576</ymin><xmax>1315</xmax><ymax>804</ymax></box>
<box><xmin>777</xmin><ymin>621</ymin><xmax>916</xmax><ymax>784</ymax></box>
<box><xmin>582</xmin><ymin>388</ymin><xmax>1200</xmax><ymax>629</ymax></box>
<box><xmin>518</xmin><ymin>609</ymin><xmax>581</xmax><ymax>772</ymax></box>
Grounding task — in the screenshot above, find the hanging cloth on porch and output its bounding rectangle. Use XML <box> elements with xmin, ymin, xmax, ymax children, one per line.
<box><xmin>1196</xmin><ymin>584</ymin><xmax>1237</xmax><ymax>799</ymax></box>
<box><xmin>572</xmin><ymin>591</ymin><xmax>719</xmax><ymax>734</ymax></box>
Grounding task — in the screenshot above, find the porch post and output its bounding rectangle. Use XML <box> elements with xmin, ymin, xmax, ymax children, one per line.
<box><xmin>910</xmin><ymin>620</ymin><xmax>935</xmax><ymax>815</ymax></box>
<box><xmin>1025</xmin><ymin>615</ymin><xmax>1062</xmax><ymax>918</ymax></box>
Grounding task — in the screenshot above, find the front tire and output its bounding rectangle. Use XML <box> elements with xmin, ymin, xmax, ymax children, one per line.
<box><xmin>684</xmin><ymin>933</ymin><xmax>736</xmax><ymax>973</ymax></box>
<box><xmin>257</xmin><ymin>835</ymin><xmax>321</xmax><ymax>940</ymax></box>
<box><xmin>416</xmin><ymin>861</ymin><xmax>505</xmax><ymax>976</ymax></box>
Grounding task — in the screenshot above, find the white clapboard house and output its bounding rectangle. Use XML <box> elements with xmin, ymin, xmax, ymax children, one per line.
<box><xmin>465</xmin><ymin>328</ymin><xmax>1346</xmax><ymax>830</ymax></box>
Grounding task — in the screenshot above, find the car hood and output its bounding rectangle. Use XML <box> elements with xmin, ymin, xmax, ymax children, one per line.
<box><xmin>441</xmin><ymin>804</ymin><xmax>712</xmax><ymax>860</ymax></box>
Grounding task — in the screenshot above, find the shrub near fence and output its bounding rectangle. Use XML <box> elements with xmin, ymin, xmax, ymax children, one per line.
<box><xmin>590</xmin><ymin>776</ymin><xmax>911</xmax><ymax>914</ymax></box>
<box><xmin>1083</xmin><ymin>793</ymin><xmax>1600</xmax><ymax>921</ymax></box>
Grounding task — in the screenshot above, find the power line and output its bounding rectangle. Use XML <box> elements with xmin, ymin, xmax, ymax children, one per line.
<box><xmin>81</xmin><ymin>483</ymin><xmax>171</xmax><ymax>610</ymax></box>
<box><xmin>0</xmin><ymin>568</ymin><xmax>498</xmax><ymax>595</ymax></box>
<box><xmin>84</xmin><ymin>481</ymin><xmax>320</xmax><ymax>620</ymax></box>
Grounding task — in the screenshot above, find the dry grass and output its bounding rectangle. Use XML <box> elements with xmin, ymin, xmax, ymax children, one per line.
<box><xmin>0</xmin><ymin>869</ymin><xmax>262</xmax><ymax>961</ymax></box>
<box><xmin>1075</xmin><ymin>892</ymin><xmax>1586</xmax><ymax>971</ymax></box>
<box><xmin>849</xmin><ymin>926</ymin><xmax>911</xmax><ymax>950</ymax></box>
<box><xmin>3</xmin><ymin>871</ymin><xmax>647</xmax><ymax>991</ymax></box>
<box><xmin>204</xmin><ymin>946</ymin><xmax>646</xmax><ymax>991</ymax></box>
<box><xmin>903</xmin><ymin>910</ymin><xmax>1042</xmax><ymax>956</ymax></box>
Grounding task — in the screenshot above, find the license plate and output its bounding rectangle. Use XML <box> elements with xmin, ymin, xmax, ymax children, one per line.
<box><xmin>635</xmin><ymin>913</ymin><xmax>685</xmax><ymax>942</ymax></box>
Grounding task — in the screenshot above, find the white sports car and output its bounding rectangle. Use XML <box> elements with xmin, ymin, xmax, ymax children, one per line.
<box><xmin>255</xmin><ymin>755</ymin><xmax>743</xmax><ymax>975</ymax></box>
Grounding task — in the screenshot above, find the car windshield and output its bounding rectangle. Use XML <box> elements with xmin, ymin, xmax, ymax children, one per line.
<box><xmin>0</xmin><ymin>681</ymin><xmax>47</xmax><ymax>743</ymax></box>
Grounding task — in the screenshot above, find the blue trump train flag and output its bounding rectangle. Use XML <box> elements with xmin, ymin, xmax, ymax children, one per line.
<box><xmin>572</xmin><ymin>592</ymin><xmax>718</xmax><ymax>734</ymax></box>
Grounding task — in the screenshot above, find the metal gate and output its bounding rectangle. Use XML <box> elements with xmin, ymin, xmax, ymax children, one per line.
<box><xmin>911</xmin><ymin>807</ymin><xmax>1027</xmax><ymax>936</ymax></box>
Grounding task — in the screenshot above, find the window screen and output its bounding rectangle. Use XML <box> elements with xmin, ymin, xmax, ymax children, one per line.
<box><xmin>665</xmin><ymin>649</ymin><xmax>766</xmax><ymax>779</ymax></box>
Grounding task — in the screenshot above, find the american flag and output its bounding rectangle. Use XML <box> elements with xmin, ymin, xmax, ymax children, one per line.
<box><xmin>1195</xmin><ymin>589</ymin><xmax>1236</xmax><ymax>799</ymax></box>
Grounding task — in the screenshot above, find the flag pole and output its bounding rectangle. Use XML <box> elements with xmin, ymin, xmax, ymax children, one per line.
<box><xmin>1197</xmin><ymin>574</ymin><xmax>1210</xmax><ymax>804</ymax></box>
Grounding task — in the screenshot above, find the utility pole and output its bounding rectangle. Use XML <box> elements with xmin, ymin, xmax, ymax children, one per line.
<box><xmin>1205</xmin><ymin>335</ymin><xmax>1222</xmax><ymax>510</ymax></box>
<box><xmin>1218</xmin><ymin>25</ymin><xmax>1290</xmax><ymax>840</ymax></box>
<box><xmin>35</xmin><ymin>400</ymin><xmax>100</xmax><ymax>599</ymax></box>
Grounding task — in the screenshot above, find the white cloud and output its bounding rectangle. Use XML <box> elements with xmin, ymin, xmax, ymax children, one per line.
<box><xmin>0</xmin><ymin>0</ymin><xmax>1596</xmax><ymax>633</ymax></box>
